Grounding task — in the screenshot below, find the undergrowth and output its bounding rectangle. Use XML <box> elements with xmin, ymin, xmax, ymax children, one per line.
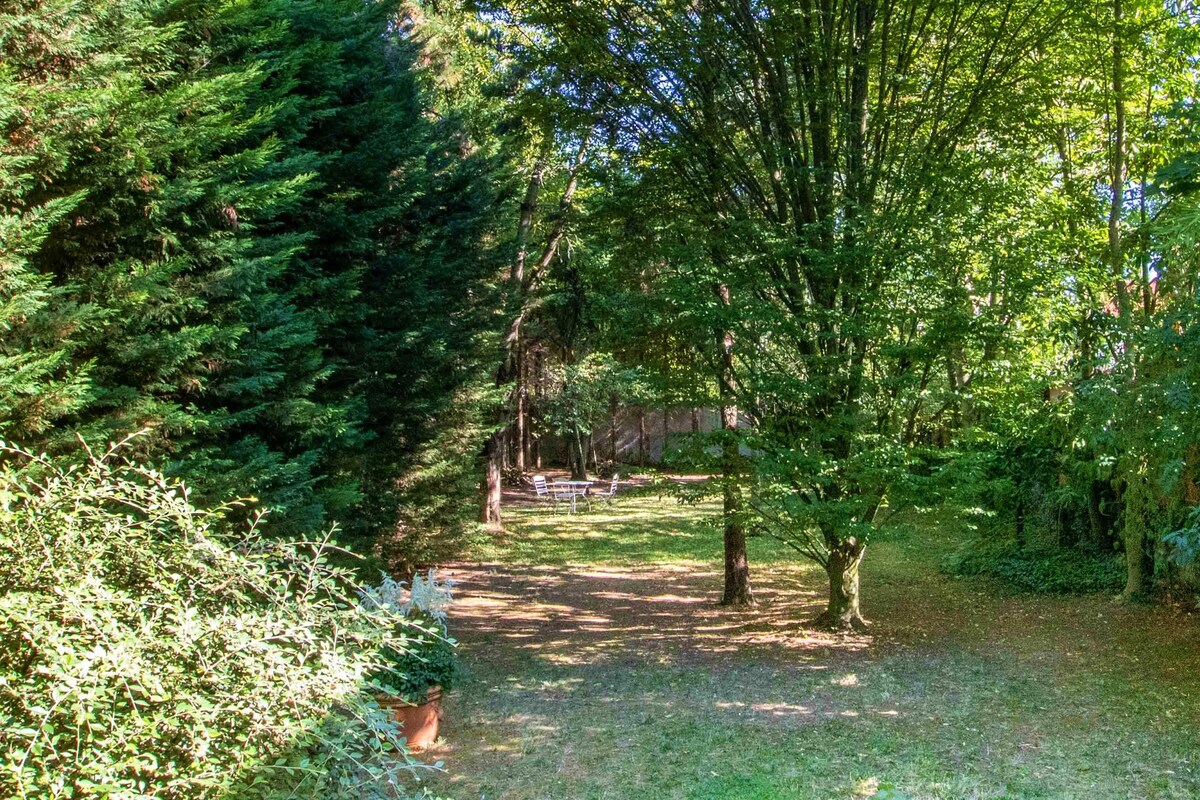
<box><xmin>943</xmin><ymin>538</ymin><xmax>1124</xmax><ymax>594</ymax></box>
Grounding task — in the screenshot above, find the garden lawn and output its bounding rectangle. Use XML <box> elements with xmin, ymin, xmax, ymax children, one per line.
<box><xmin>425</xmin><ymin>493</ymin><xmax>1200</xmax><ymax>800</ymax></box>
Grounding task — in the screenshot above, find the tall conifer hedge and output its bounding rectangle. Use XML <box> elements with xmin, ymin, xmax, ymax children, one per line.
<box><xmin>1</xmin><ymin>0</ymin><xmax>502</xmax><ymax>542</ymax></box>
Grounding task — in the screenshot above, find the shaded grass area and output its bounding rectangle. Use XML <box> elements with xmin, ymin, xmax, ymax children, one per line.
<box><xmin>430</xmin><ymin>494</ymin><xmax>1200</xmax><ymax>800</ymax></box>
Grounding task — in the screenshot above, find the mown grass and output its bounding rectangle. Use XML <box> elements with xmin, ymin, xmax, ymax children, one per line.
<box><xmin>429</xmin><ymin>492</ymin><xmax>1200</xmax><ymax>800</ymax></box>
<box><xmin>472</xmin><ymin>493</ymin><xmax>809</xmax><ymax>567</ymax></box>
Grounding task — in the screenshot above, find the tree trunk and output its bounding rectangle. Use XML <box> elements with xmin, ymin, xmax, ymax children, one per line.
<box><xmin>534</xmin><ymin>348</ymin><xmax>544</xmax><ymax>470</ymax></box>
<box><xmin>691</xmin><ymin>407</ymin><xmax>701</xmax><ymax>434</ymax></box>
<box><xmin>719</xmin><ymin>413</ymin><xmax>753</xmax><ymax>607</ymax></box>
<box><xmin>570</xmin><ymin>430</ymin><xmax>588</xmax><ymax>480</ymax></box>
<box><xmin>1109</xmin><ymin>0</ymin><xmax>1150</xmax><ymax>599</ymax></box>
<box><xmin>481</xmin><ymin>433</ymin><xmax>503</xmax><ymax>527</ymax></box>
<box><xmin>514</xmin><ymin>343</ymin><xmax>527</xmax><ymax>473</ymax></box>
<box><xmin>1121</xmin><ymin>476</ymin><xmax>1152</xmax><ymax>600</ymax></box>
<box><xmin>715</xmin><ymin>283</ymin><xmax>753</xmax><ymax>607</ymax></box>
<box><xmin>637</xmin><ymin>408</ymin><xmax>647</xmax><ymax>467</ymax></box>
<box><xmin>815</xmin><ymin>538</ymin><xmax>867</xmax><ymax>630</ymax></box>
<box><xmin>661</xmin><ymin>406</ymin><xmax>670</xmax><ymax>466</ymax></box>
<box><xmin>1124</xmin><ymin>530</ymin><xmax>1149</xmax><ymax>599</ymax></box>
<box><xmin>521</xmin><ymin>409</ymin><xmax>531</xmax><ymax>472</ymax></box>
<box><xmin>1109</xmin><ymin>0</ymin><xmax>1130</xmax><ymax>322</ymax></box>
<box><xmin>609</xmin><ymin>396</ymin><xmax>619</xmax><ymax>464</ymax></box>
<box><xmin>695</xmin><ymin>10</ymin><xmax>751</xmax><ymax>607</ymax></box>
<box><xmin>1123</xmin><ymin>511</ymin><xmax>1152</xmax><ymax>600</ymax></box>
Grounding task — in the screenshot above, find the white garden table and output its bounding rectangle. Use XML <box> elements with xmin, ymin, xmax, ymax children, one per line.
<box><xmin>552</xmin><ymin>480</ymin><xmax>594</xmax><ymax>514</ymax></box>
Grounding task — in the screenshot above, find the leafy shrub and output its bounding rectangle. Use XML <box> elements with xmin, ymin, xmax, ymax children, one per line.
<box><xmin>1164</xmin><ymin>505</ymin><xmax>1200</xmax><ymax>567</ymax></box>
<box><xmin>944</xmin><ymin>538</ymin><xmax>1124</xmax><ymax>594</ymax></box>
<box><xmin>373</xmin><ymin>631</ymin><xmax>459</xmax><ymax>702</ymax></box>
<box><xmin>362</xmin><ymin>572</ymin><xmax>460</xmax><ymax>701</ymax></box>
<box><xmin>0</xmin><ymin>439</ymin><xmax>438</xmax><ymax>799</ymax></box>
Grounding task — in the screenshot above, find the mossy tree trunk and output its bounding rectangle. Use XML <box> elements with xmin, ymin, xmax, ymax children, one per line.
<box><xmin>815</xmin><ymin>534</ymin><xmax>867</xmax><ymax>630</ymax></box>
<box><xmin>1121</xmin><ymin>482</ymin><xmax>1151</xmax><ymax>600</ymax></box>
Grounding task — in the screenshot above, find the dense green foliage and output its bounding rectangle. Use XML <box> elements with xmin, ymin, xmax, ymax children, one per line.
<box><xmin>374</xmin><ymin>623</ymin><xmax>460</xmax><ymax>702</ymax></box>
<box><xmin>6</xmin><ymin>0</ymin><xmax>1200</xmax><ymax>789</ymax></box>
<box><xmin>1</xmin><ymin>0</ymin><xmax>503</xmax><ymax>547</ymax></box>
<box><xmin>0</xmin><ymin>441</ymin><xmax>436</xmax><ymax>799</ymax></box>
<box><xmin>945</xmin><ymin>539</ymin><xmax>1126</xmax><ymax>595</ymax></box>
<box><xmin>473</xmin><ymin>0</ymin><xmax>1200</xmax><ymax>613</ymax></box>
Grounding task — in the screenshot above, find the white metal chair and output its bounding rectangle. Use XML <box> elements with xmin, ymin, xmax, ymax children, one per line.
<box><xmin>532</xmin><ymin>475</ymin><xmax>559</xmax><ymax>513</ymax></box>
<box><xmin>595</xmin><ymin>474</ymin><xmax>620</xmax><ymax>507</ymax></box>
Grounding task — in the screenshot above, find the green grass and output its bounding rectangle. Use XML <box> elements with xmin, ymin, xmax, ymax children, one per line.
<box><xmin>473</xmin><ymin>494</ymin><xmax>808</xmax><ymax>566</ymax></box>
<box><xmin>428</xmin><ymin>493</ymin><xmax>1200</xmax><ymax>800</ymax></box>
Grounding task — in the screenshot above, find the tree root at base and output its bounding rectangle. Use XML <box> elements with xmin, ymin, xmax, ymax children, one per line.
<box><xmin>809</xmin><ymin>609</ymin><xmax>871</xmax><ymax>632</ymax></box>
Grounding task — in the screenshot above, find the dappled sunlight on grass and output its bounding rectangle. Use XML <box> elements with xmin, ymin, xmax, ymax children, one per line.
<box><xmin>448</xmin><ymin>562</ymin><xmax>864</xmax><ymax>665</ymax></box>
<box><xmin>432</xmin><ymin>492</ymin><xmax>1200</xmax><ymax>800</ymax></box>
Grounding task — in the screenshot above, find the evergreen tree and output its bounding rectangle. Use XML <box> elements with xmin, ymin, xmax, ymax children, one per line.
<box><xmin>1</xmin><ymin>0</ymin><xmax>506</xmax><ymax>546</ymax></box>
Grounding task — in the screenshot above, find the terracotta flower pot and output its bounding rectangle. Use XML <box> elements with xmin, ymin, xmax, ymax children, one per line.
<box><xmin>377</xmin><ymin>686</ymin><xmax>444</xmax><ymax>751</ymax></box>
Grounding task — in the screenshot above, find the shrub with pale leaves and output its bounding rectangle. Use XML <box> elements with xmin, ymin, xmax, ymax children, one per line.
<box><xmin>0</xmin><ymin>438</ymin><xmax>442</xmax><ymax>799</ymax></box>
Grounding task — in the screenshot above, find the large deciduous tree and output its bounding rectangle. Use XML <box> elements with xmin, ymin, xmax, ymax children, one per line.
<box><xmin>508</xmin><ymin>0</ymin><xmax>1067</xmax><ymax>626</ymax></box>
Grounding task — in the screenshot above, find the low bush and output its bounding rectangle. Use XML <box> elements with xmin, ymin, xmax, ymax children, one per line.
<box><xmin>944</xmin><ymin>537</ymin><xmax>1124</xmax><ymax>595</ymax></box>
<box><xmin>0</xmin><ymin>438</ymin><xmax>439</xmax><ymax>799</ymax></box>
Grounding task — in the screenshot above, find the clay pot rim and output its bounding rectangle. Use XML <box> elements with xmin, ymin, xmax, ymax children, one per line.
<box><xmin>375</xmin><ymin>684</ymin><xmax>443</xmax><ymax>707</ymax></box>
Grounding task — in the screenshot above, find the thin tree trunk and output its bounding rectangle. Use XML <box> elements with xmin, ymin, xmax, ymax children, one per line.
<box><xmin>661</xmin><ymin>406</ymin><xmax>670</xmax><ymax>467</ymax></box>
<box><xmin>521</xmin><ymin>407</ymin><xmax>531</xmax><ymax>473</ymax></box>
<box><xmin>1109</xmin><ymin>0</ymin><xmax>1130</xmax><ymax>322</ymax></box>
<box><xmin>696</xmin><ymin>4</ymin><xmax>750</xmax><ymax>607</ymax></box>
<box><xmin>534</xmin><ymin>348</ymin><xmax>544</xmax><ymax>470</ymax></box>
<box><xmin>515</xmin><ymin>343</ymin><xmax>526</xmax><ymax>473</ymax></box>
<box><xmin>481</xmin><ymin>435</ymin><xmax>502</xmax><ymax>526</ymax></box>
<box><xmin>719</xmin><ymin>404</ymin><xmax>753</xmax><ymax>607</ymax></box>
<box><xmin>1109</xmin><ymin>0</ymin><xmax>1148</xmax><ymax>600</ymax></box>
<box><xmin>637</xmin><ymin>408</ymin><xmax>647</xmax><ymax>467</ymax></box>
<box><xmin>609</xmin><ymin>396</ymin><xmax>619</xmax><ymax>465</ymax></box>
<box><xmin>715</xmin><ymin>283</ymin><xmax>753</xmax><ymax>607</ymax></box>
<box><xmin>691</xmin><ymin>407</ymin><xmax>701</xmax><ymax>434</ymax></box>
<box><xmin>570</xmin><ymin>430</ymin><xmax>588</xmax><ymax>480</ymax></box>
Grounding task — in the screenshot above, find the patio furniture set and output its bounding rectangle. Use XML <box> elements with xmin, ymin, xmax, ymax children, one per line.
<box><xmin>532</xmin><ymin>474</ymin><xmax>619</xmax><ymax>514</ymax></box>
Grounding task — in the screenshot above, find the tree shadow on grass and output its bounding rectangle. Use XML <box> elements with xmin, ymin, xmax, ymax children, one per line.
<box><xmin>446</xmin><ymin>563</ymin><xmax>871</xmax><ymax>669</ymax></box>
<box><xmin>430</xmin><ymin>527</ymin><xmax>1200</xmax><ymax>800</ymax></box>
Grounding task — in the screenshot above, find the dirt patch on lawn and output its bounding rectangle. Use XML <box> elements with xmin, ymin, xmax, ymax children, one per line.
<box><xmin>444</xmin><ymin>562</ymin><xmax>871</xmax><ymax>670</ymax></box>
<box><xmin>428</xmin><ymin>515</ymin><xmax>1200</xmax><ymax>800</ymax></box>
<box><xmin>445</xmin><ymin>542</ymin><xmax>1200</xmax><ymax>689</ymax></box>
